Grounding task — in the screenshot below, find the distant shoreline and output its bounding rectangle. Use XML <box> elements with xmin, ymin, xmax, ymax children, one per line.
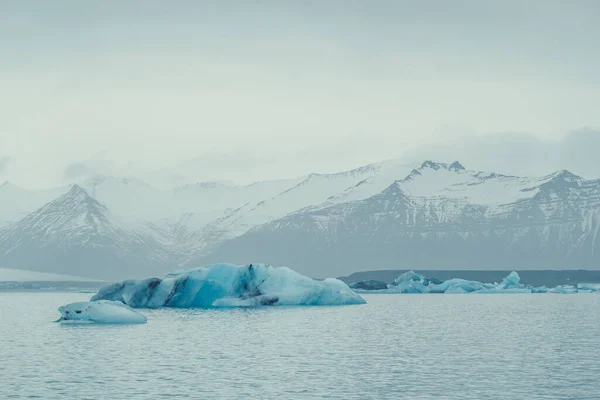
<box><xmin>0</xmin><ymin>280</ymin><xmax>105</xmax><ymax>292</ymax></box>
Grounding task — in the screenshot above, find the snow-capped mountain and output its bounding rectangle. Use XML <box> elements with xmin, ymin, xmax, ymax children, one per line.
<box><xmin>196</xmin><ymin>162</ymin><xmax>600</xmax><ymax>278</ymax></box>
<box><xmin>202</xmin><ymin>162</ymin><xmax>392</xmax><ymax>241</ymax></box>
<box><xmin>0</xmin><ymin>185</ymin><xmax>173</xmax><ymax>279</ymax></box>
<box><xmin>0</xmin><ymin>160</ymin><xmax>599</xmax><ymax>279</ymax></box>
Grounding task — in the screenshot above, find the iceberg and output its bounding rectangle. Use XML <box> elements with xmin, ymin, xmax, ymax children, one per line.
<box><xmin>91</xmin><ymin>263</ymin><xmax>366</xmax><ymax>308</ymax></box>
<box><xmin>577</xmin><ymin>283</ymin><xmax>600</xmax><ymax>291</ymax></box>
<box><xmin>350</xmin><ymin>271</ymin><xmax>600</xmax><ymax>294</ymax></box>
<box><xmin>57</xmin><ymin>300</ymin><xmax>147</xmax><ymax>324</ymax></box>
<box><xmin>382</xmin><ymin>271</ymin><xmax>488</xmax><ymax>294</ymax></box>
<box><xmin>444</xmin><ymin>284</ymin><xmax>469</xmax><ymax>294</ymax></box>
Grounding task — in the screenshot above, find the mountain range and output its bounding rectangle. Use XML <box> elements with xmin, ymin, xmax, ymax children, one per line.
<box><xmin>0</xmin><ymin>160</ymin><xmax>598</xmax><ymax>280</ymax></box>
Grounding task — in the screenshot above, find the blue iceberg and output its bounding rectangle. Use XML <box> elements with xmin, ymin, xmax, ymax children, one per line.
<box><xmin>57</xmin><ymin>300</ymin><xmax>147</xmax><ymax>324</ymax></box>
<box><xmin>351</xmin><ymin>271</ymin><xmax>600</xmax><ymax>294</ymax></box>
<box><xmin>91</xmin><ymin>263</ymin><xmax>366</xmax><ymax>308</ymax></box>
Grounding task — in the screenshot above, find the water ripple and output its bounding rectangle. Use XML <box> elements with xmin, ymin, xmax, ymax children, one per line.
<box><xmin>1</xmin><ymin>292</ymin><xmax>599</xmax><ymax>399</ymax></box>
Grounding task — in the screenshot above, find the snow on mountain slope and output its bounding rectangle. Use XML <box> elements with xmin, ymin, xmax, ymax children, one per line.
<box><xmin>196</xmin><ymin>162</ymin><xmax>600</xmax><ymax>277</ymax></box>
<box><xmin>314</xmin><ymin>160</ymin><xmax>416</xmax><ymax>206</ymax></box>
<box><xmin>317</xmin><ymin>161</ymin><xmax>549</xmax><ymax>211</ymax></box>
<box><xmin>72</xmin><ymin>175</ymin><xmax>308</xmax><ymax>253</ymax></box>
<box><xmin>306</xmin><ymin>162</ymin><xmax>599</xmax><ymax>223</ymax></box>
<box><xmin>322</xmin><ymin>163</ymin><xmax>600</xmax><ymax>229</ymax></box>
<box><xmin>172</xmin><ymin>161</ymin><xmax>600</xmax><ymax>266</ymax></box>
<box><xmin>172</xmin><ymin>177</ymin><xmax>304</xmax><ymax>230</ymax></box>
<box><xmin>206</xmin><ymin>163</ymin><xmax>389</xmax><ymax>238</ymax></box>
<box><xmin>3</xmin><ymin>184</ymin><xmax>125</xmax><ymax>241</ymax></box>
<box><xmin>399</xmin><ymin>161</ymin><xmax>535</xmax><ymax>206</ymax></box>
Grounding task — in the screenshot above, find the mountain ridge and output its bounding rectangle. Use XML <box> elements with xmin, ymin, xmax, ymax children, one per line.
<box><xmin>0</xmin><ymin>159</ymin><xmax>599</xmax><ymax>279</ymax></box>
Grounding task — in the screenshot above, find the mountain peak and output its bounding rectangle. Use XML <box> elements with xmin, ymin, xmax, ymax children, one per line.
<box><xmin>66</xmin><ymin>184</ymin><xmax>91</xmax><ymax>198</ymax></box>
<box><xmin>552</xmin><ymin>170</ymin><xmax>581</xmax><ymax>181</ymax></box>
<box><xmin>419</xmin><ymin>160</ymin><xmax>466</xmax><ymax>172</ymax></box>
<box><xmin>46</xmin><ymin>184</ymin><xmax>109</xmax><ymax>215</ymax></box>
<box><xmin>420</xmin><ymin>160</ymin><xmax>445</xmax><ymax>170</ymax></box>
<box><xmin>401</xmin><ymin>168</ymin><xmax>423</xmax><ymax>182</ymax></box>
<box><xmin>449</xmin><ymin>161</ymin><xmax>465</xmax><ymax>171</ymax></box>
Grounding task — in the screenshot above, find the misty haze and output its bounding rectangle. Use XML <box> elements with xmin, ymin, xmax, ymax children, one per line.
<box><xmin>1</xmin><ymin>1</ymin><xmax>599</xmax><ymax>399</ymax></box>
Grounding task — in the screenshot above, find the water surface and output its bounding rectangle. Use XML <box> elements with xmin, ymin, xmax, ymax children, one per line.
<box><xmin>1</xmin><ymin>292</ymin><xmax>598</xmax><ymax>399</ymax></box>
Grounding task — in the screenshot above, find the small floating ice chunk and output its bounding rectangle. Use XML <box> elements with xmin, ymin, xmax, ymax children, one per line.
<box><xmin>430</xmin><ymin>278</ymin><xmax>486</xmax><ymax>293</ymax></box>
<box><xmin>350</xmin><ymin>270</ymin><xmax>598</xmax><ymax>294</ymax></box>
<box><xmin>577</xmin><ymin>283</ymin><xmax>600</xmax><ymax>291</ymax></box>
<box><xmin>392</xmin><ymin>270</ymin><xmax>426</xmax><ymax>285</ymax></box>
<box><xmin>548</xmin><ymin>286</ymin><xmax>578</xmax><ymax>294</ymax></box>
<box><xmin>58</xmin><ymin>300</ymin><xmax>147</xmax><ymax>324</ymax></box>
<box><xmin>498</xmin><ymin>271</ymin><xmax>522</xmax><ymax>289</ymax></box>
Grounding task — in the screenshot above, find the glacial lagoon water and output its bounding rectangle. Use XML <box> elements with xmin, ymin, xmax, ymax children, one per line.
<box><xmin>1</xmin><ymin>292</ymin><xmax>599</xmax><ymax>399</ymax></box>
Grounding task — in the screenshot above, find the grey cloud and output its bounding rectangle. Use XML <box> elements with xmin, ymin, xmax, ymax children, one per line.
<box><xmin>63</xmin><ymin>162</ymin><xmax>91</xmax><ymax>180</ymax></box>
<box><xmin>403</xmin><ymin>129</ymin><xmax>600</xmax><ymax>179</ymax></box>
<box><xmin>1</xmin><ymin>1</ymin><xmax>600</xmax><ymax>188</ymax></box>
<box><xmin>557</xmin><ymin>128</ymin><xmax>600</xmax><ymax>177</ymax></box>
<box><xmin>62</xmin><ymin>152</ymin><xmax>127</xmax><ymax>183</ymax></box>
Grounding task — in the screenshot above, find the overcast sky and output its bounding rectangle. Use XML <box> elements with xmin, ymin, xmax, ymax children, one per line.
<box><xmin>1</xmin><ymin>1</ymin><xmax>599</xmax><ymax>188</ymax></box>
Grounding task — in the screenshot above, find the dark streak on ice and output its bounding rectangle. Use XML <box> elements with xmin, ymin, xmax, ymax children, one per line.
<box><xmin>165</xmin><ymin>277</ymin><xmax>189</xmax><ymax>307</ymax></box>
<box><xmin>259</xmin><ymin>296</ymin><xmax>279</xmax><ymax>306</ymax></box>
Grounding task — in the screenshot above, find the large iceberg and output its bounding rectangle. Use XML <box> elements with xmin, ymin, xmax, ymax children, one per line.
<box><xmin>351</xmin><ymin>271</ymin><xmax>600</xmax><ymax>294</ymax></box>
<box><xmin>57</xmin><ymin>300</ymin><xmax>147</xmax><ymax>324</ymax></box>
<box><xmin>91</xmin><ymin>263</ymin><xmax>366</xmax><ymax>308</ymax></box>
